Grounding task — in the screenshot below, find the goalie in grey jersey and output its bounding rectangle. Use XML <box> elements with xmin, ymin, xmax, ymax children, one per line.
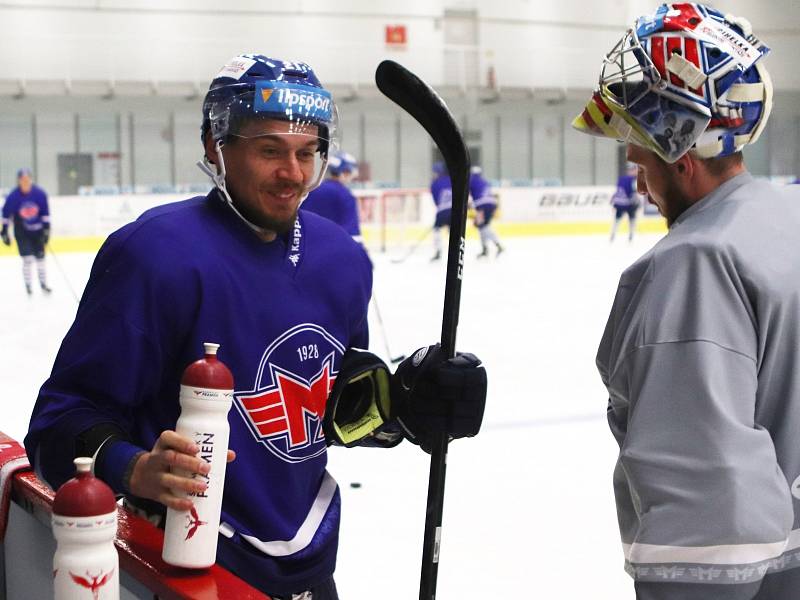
<box><xmin>573</xmin><ymin>3</ymin><xmax>800</xmax><ymax>599</ymax></box>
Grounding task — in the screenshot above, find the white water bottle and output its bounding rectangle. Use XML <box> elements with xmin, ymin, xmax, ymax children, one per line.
<box><xmin>162</xmin><ymin>342</ymin><xmax>234</xmax><ymax>568</ymax></box>
<box><xmin>52</xmin><ymin>457</ymin><xmax>119</xmax><ymax>600</ymax></box>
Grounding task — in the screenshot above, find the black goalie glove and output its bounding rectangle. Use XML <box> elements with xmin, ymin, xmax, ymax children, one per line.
<box><xmin>391</xmin><ymin>344</ymin><xmax>487</xmax><ymax>453</ymax></box>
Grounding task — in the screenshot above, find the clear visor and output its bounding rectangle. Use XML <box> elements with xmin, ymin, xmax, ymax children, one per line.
<box><xmin>208</xmin><ymin>83</ymin><xmax>340</xmax><ymax>191</ymax></box>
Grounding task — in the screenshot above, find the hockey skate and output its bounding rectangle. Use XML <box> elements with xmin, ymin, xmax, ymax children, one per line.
<box><xmin>430</xmin><ymin>250</ymin><xmax>441</xmax><ymax>262</ymax></box>
<box><xmin>41</xmin><ymin>283</ymin><xmax>52</xmax><ymax>294</ymax></box>
<box><xmin>25</xmin><ymin>283</ymin><xmax>32</xmax><ymax>296</ymax></box>
<box><xmin>476</xmin><ymin>246</ymin><xmax>489</xmax><ymax>259</ymax></box>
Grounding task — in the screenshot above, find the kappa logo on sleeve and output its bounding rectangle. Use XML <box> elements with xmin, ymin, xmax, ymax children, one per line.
<box><xmin>234</xmin><ymin>324</ymin><xmax>345</xmax><ymax>463</ymax></box>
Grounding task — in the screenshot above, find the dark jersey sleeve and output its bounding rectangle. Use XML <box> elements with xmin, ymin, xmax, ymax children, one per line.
<box><xmin>25</xmin><ymin>221</ymin><xmax>198</xmax><ymax>492</ymax></box>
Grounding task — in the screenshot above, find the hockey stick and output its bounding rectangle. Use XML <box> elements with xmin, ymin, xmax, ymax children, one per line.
<box><xmin>46</xmin><ymin>242</ymin><xmax>80</xmax><ymax>303</ymax></box>
<box><xmin>370</xmin><ymin>291</ymin><xmax>406</xmax><ymax>364</ymax></box>
<box><xmin>375</xmin><ymin>60</ymin><xmax>470</xmax><ymax>600</ymax></box>
<box><xmin>390</xmin><ymin>227</ymin><xmax>431</xmax><ymax>264</ymax></box>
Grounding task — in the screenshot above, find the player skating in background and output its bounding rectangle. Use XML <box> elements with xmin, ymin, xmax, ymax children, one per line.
<box><xmin>470</xmin><ymin>165</ymin><xmax>504</xmax><ymax>258</ymax></box>
<box><xmin>1</xmin><ymin>168</ymin><xmax>52</xmax><ymax>295</ymax></box>
<box><xmin>25</xmin><ymin>54</ymin><xmax>486</xmax><ymax>600</ymax></box>
<box><xmin>302</xmin><ymin>150</ymin><xmax>363</xmax><ymax>244</ymax></box>
<box><xmin>609</xmin><ymin>162</ymin><xmax>641</xmax><ymax>243</ymax></box>
<box><xmin>429</xmin><ymin>161</ymin><xmax>452</xmax><ymax>261</ymax></box>
<box><xmin>573</xmin><ymin>3</ymin><xmax>800</xmax><ymax>598</ymax></box>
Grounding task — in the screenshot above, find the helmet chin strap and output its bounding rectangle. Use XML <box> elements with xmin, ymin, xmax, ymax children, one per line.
<box><xmin>196</xmin><ymin>140</ymin><xmax>312</xmax><ymax>238</ymax></box>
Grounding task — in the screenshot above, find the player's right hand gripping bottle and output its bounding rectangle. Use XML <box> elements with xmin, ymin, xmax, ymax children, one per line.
<box><xmin>52</xmin><ymin>457</ymin><xmax>119</xmax><ymax>600</ymax></box>
<box><xmin>162</xmin><ymin>342</ymin><xmax>234</xmax><ymax>568</ymax></box>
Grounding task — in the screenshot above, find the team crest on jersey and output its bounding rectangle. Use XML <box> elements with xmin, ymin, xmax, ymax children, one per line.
<box><xmin>233</xmin><ymin>323</ymin><xmax>344</xmax><ymax>463</ymax></box>
<box><xmin>19</xmin><ymin>201</ymin><xmax>40</xmax><ymax>222</ymax></box>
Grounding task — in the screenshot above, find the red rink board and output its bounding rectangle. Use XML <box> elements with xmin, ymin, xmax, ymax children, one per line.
<box><xmin>6</xmin><ymin>442</ymin><xmax>268</xmax><ymax>599</ymax></box>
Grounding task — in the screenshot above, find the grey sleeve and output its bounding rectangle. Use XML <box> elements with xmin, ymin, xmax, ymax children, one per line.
<box><xmin>613</xmin><ymin>340</ymin><xmax>793</xmax><ymax>589</ymax></box>
<box><xmin>635</xmin><ymin>580</ymin><xmax>762</xmax><ymax>600</ymax></box>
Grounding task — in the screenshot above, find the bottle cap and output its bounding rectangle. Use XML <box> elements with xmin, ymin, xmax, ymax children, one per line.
<box><xmin>52</xmin><ymin>457</ymin><xmax>117</xmax><ymax>517</ymax></box>
<box><xmin>181</xmin><ymin>341</ymin><xmax>234</xmax><ymax>390</ymax></box>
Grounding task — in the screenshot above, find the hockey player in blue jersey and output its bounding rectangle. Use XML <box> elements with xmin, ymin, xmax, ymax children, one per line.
<box><xmin>302</xmin><ymin>150</ymin><xmax>362</xmax><ymax>243</ymax></box>
<box><xmin>470</xmin><ymin>165</ymin><xmax>504</xmax><ymax>258</ymax></box>
<box><xmin>24</xmin><ymin>54</ymin><xmax>486</xmax><ymax>599</ymax></box>
<box><xmin>429</xmin><ymin>161</ymin><xmax>452</xmax><ymax>261</ymax></box>
<box><xmin>609</xmin><ymin>162</ymin><xmax>641</xmax><ymax>242</ymax></box>
<box><xmin>1</xmin><ymin>168</ymin><xmax>52</xmax><ymax>295</ymax></box>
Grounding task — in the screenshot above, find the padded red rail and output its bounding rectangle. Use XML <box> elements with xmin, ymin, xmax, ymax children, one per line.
<box><xmin>11</xmin><ymin>470</ymin><xmax>268</xmax><ymax>599</ymax></box>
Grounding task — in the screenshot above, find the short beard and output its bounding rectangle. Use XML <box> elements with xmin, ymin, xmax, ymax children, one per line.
<box><xmin>654</xmin><ymin>165</ymin><xmax>693</xmax><ymax>228</ymax></box>
<box><xmin>238</xmin><ymin>201</ymin><xmax>298</xmax><ymax>235</ymax></box>
<box><xmin>663</xmin><ymin>176</ymin><xmax>693</xmax><ymax>227</ymax></box>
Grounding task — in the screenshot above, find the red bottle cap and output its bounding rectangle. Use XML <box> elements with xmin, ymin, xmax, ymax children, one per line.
<box><xmin>53</xmin><ymin>457</ymin><xmax>117</xmax><ymax>517</ymax></box>
<box><xmin>181</xmin><ymin>342</ymin><xmax>234</xmax><ymax>390</ymax></box>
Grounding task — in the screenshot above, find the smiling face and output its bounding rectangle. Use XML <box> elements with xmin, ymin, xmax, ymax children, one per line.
<box><xmin>208</xmin><ymin>118</ymin><xmax>321</xmax><ymax>236</ymax></box>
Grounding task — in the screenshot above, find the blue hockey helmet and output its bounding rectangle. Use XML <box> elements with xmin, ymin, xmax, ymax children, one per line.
<box><xmin>327</xmin><ymin>151</ymin><xmax>359</xmax><ymax>177</ymax></box>
<box><xmin>432</xmin><ymin>161</ymin><xmax>447</xmax><ymax>176</ymax></box>
<box><xmin>573</xmin><ymin>3</ymin><xmax>772</xmax><ymax>163</ymax></box>
<box><xmin>202</xmin><ymin>55</ymin><xmax>339</xmax><ymax>161</ymax></box>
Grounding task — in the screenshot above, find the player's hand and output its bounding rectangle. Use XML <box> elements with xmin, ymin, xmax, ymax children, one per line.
<box><xmin>42</xmin><ymin>228</ymin><xmax>50</xmax><ymax>245</ymax></box>
<box><xmin>391</xmin><ymin>344</ymin><xmax>487</xmax><ymax>453</ymax></box>
<box><xmin>127</xmin><ymin>430</ymin><xmax>236</xmax><ymax>511</ymax></box>
<box><xmin>1</xmin><ymin>229</ymin><xmax>9</xmax><ymax>246</ymax></box>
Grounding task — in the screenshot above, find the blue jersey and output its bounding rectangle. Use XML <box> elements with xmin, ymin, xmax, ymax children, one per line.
<box><xmin>611</xmin><ymin>174</ymin><xmax>639</xmax><ymax>208</ymax></box>
<box><xmin>2</xmin><ymin>185</ymin><xmax>49</xmax><ymax>233</ymax></box>
<box><xmin>25</xmin><ymin>191</ymin><xmax>372</xmax><ymax>594</ymax></box>
<box><xmin>469</xmin><ymin>172</ymin><xmax>495</xmax><ymax>209</ymax></box>
<box><xmin>301</xmin><ymin>179</ymin><xmax>362</xmax><ymax>240</ymax></box>
<box><xmin>430</xmin><ymin>175</ymin><xmax>453</xmax><ymax>213</ymax></box>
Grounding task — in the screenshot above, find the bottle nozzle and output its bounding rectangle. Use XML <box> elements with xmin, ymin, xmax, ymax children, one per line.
<box><xmin>203</xmin><ymin>342</ymin><xmax>221</xmax><ymax>357</ymax></box>
<box><xmin>74</xmin><ymin>456</ymin><xmax>93</xmax><ymax>473</ymax></box>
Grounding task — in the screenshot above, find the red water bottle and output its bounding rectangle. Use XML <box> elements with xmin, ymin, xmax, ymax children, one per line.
<box><xmin>52</xmin><ymin>457</ymin><xmax>119</xmax><ymax>599</ymax></box>
<box><xmin>162</xmin><ymin>342</ymin><xmax>234</xmax><ymax>568</ymax></box>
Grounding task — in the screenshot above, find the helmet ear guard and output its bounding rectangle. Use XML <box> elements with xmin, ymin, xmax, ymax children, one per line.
<box><xmin>573</xmin><ymin>3</ymin><xmax>772</xmax><ymax>163</ymax></box>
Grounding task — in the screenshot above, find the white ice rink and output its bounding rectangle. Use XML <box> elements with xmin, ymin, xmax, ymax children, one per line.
<box><xmin>0</xmin><ymin>231</ymin><xmax>665</xmax><ymax>599</ymax></box>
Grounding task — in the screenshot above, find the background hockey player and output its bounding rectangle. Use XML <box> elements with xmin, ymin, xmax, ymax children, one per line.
<box><xmin>1</xmin><ymin>168</ymin><xmax>52</xmax><ymax>295</ymax></box>
<box><xmin>573</xmin><ymin>3</ymin><xmax>800</xmax><ymax>598</ymax></box>
<box><xmin>25</xmin><ymin>54</ymin><xmax>486</xmax><ymax>599</ymax></box>
<box><xmin>608</xmin><ymin>162</ymin><xmax>641</xmax><ymax>242</ymax></box>
<box><xmin>469</xmin><ymin>165</ymin><xmax>503</xmax><ymax>258</ymax></box>
<box><xmin>302</xmin><ymin>150</ymin><xmax>363</xmax><ymax>244</ymax></box>
<box><xmin>429</xmin><ymin>161</ymin><xmax>451</xmax><ymax>261</ymax></box>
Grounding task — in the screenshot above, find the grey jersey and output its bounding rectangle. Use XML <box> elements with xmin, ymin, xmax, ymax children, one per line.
<box><xmin>598</xmin><ymin>173</ymin><xmax>800</xmax><ymax>597</ymax></box>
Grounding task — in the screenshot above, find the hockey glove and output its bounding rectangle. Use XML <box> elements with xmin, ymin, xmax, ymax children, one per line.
<box><xmin>323</xmin><ymin>348</ymin><xmax>403</xmax><ymax>448</ymax></box>
<box><xmin>42</xmin><ymin>225</ymin><xmax>50</xmax><ymax>246</ymax></box>
<box><xmin>1</xmin><ymin>227</ymin><xmax>9</xmax><ymax>246</ymax></box>
<box><xmin>391</xmin><ymin>344</ymin><xmax>487</xmax><ymax>453</ymax></box>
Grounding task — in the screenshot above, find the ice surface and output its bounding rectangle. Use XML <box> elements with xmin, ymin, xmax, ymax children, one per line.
<box><xmin>0</xmin><ymin>232</ymin><xmax>662</xmax><ymax>599</ymax></box>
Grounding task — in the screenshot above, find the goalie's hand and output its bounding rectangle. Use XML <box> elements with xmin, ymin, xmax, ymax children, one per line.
<box><xmin>392</xmin><ymin>344</ymin><xmax>487</xmax><ymax>453</ymax></box>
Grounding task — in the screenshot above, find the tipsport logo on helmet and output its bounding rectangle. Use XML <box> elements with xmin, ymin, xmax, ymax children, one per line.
<box><xmin>233</xmin><ymin>324</ymin><xmax>344</xmax><ymax>463</ymax></box>
<box><xmin>255</xmin><ymin>81</ymin><xmax>333</xmax><ymax>123</ymax></box>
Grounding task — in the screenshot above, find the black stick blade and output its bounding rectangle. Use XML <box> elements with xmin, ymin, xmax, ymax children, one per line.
<box><xmin>375</xmin><ymin>60</ymin><xmax>470</xmax><ymax>196</ymax></box>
